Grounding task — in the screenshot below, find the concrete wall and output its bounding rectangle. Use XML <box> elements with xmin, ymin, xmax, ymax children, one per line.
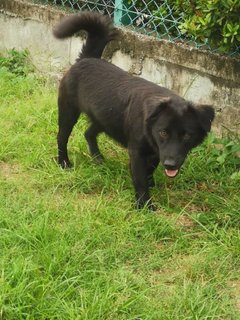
<box><xmin>0</xmin><ymin>0</ymin><xmax>239</xmax><ymax>134</ymax></box>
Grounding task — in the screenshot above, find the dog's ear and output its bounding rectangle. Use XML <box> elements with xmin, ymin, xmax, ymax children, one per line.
<box><xmin>144</xmin><ymin>97</ymin><xmax>171</xmax><ymax>124</ymax></box>
<box><xmin>196</xmin><ymin>105</ymin><xmax>215</xmax><ymax>132</ymax></box>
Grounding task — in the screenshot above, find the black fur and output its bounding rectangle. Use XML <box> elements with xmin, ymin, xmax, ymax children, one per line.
<box><xmin>53</xmin><ymin>12</ymin><xmax>215</xmax><ymax>209</ymax></box>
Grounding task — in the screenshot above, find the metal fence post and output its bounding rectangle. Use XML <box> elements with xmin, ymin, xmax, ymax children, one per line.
<box><xmin>114</xmin><ymin>0</ymin><xmax>124</xmax><ymax>26</ymax></box>
<box><xmin>114</xmin><ymin>0</ymin><xmax>134</xmax><ymax>26</ymax></box>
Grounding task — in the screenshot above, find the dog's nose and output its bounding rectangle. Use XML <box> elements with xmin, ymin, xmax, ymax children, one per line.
<box><xmin>164</xmin><ymin>159</ymin><xmax>177</xmax><ymax>168</ymax></box>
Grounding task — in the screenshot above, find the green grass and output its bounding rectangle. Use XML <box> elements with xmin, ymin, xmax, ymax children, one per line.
<box><xmin>0</xmin><ymin>65</ymin><xmax>240</xmax><ymax>320</ymax></box>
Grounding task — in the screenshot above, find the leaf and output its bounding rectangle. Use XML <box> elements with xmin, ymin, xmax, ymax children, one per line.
<box><xmin>227</xmin><ymin>23</ymin><xmax>233</xmax><ymax>32</ymax></box>
<box><xmin>217</xmin><ymin>154</ymin><xmax>227</xmax><ymax>165</ymax></box>
<box><xmin>199</xmin><ymin>17</ymin><xmax>206</xmax><ymax>25</ymax></box>
<box><xmin>231</xmin><ymin>171</ymin><xmax>240</xmax><ymax>180</ymax></box>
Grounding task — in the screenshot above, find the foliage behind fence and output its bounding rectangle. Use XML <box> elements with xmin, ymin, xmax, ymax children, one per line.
<box><xmin>36</xmin><ymin>0</ymin><xmax>240</xmax><ymax>57</ymax></box>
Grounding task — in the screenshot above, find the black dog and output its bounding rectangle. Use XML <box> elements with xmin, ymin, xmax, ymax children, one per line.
<box><xmin>53</xmin><ymin>12</ymin><xmax>215</xmax><ymax>209</ymax></box>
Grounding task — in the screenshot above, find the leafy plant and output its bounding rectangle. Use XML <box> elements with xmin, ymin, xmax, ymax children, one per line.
<box><xmin>127</xmin><ymin>0</ymin><xmax>240</xmax><ymax>53</ymax></box>
<box><xmin>0</xmin><ymin>49</ymin><xmax>34</xmax><ymax>77</ymax></box>
<box><xmin>179</xmin><ymin>0</ymin><xmax>240</xmax><ymax>52</ymax></box>
<box><xmin>207</xmin><ymin>133</ymin><xmax>240</xmax><ymax>180</ymax></box>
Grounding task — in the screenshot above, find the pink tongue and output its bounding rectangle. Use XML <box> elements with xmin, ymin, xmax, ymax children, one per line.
<box><xmin>165</xmin><ymin>169</ymin><xmax>178</xmax><ymax>177</ymax></box>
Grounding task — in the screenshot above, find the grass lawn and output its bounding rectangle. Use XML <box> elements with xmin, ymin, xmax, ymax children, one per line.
<box><xmin>0</xmin><ymin>60</ymin><xmax>240</xmax><ymax>319</ymax></box>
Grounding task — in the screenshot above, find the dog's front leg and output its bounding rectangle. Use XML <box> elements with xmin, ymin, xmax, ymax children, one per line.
<box><xmin>129</xmin><ymin>149</ymin><xmax>154</xmax><ymax>210</ymax></box>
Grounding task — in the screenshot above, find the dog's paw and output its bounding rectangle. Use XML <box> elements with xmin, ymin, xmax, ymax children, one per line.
<box><xmin>147</xmin><ymin>203</ymin><xmax>157</xmax><ymax>211</ymax></box>
<box><xmin>136</xmin><ymin>199</ymin><xmax>157</xmax><ymax>211</ymax></box>
<box><xmin>59</xmin><ymin>159</ymin><xmax>72</xmax><ymax>169</ymax></box>
<box><xmin>92</xmin><ymin>153</ymin><xmax>104</xmax><ymax>164</ymax></box>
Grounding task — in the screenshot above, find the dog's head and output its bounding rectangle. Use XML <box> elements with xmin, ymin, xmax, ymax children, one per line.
<box><xmin>145</xmin><ymin>96</ymin><xmax>215</xmax><ymax>177</ymax></box>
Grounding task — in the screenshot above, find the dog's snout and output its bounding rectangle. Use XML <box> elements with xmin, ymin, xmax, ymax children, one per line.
<box><xmin>163</xmin><ymin>159</ymin><xmax>177</xmax><ymax>168</ymax></box>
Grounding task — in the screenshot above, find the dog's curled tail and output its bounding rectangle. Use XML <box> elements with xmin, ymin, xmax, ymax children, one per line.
<box><xmin>53</xmin><ymin>11</ymin><xmax>118</xmax><ymax>59</ymax></box>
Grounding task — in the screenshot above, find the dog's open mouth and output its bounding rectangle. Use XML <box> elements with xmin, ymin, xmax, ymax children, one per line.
<box><xmin>164</xmin><ymin>169</ymin><xmax>179</xmax><ymax>178</ymax></box>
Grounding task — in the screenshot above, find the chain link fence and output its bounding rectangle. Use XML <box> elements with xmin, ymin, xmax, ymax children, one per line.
<box><xmin>35</xmin><ymin>0</ymin><xmax>239</xmax><ymax>57</ymax></box>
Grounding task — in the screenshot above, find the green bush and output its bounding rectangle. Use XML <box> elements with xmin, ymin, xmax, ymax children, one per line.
<box><xmin>0</xmin><ymin>49</ymin><xmax>34</xmax><ymax>77</ymax></box>
<box><xmin>177</xmin><ymin>0</ymin><xmax>240</xmax><ymax>53</ymax></box>
<box><xmin>128</xmin><ymin>0</ymin><xmax>240</xmax><ymax>53</ymax></box>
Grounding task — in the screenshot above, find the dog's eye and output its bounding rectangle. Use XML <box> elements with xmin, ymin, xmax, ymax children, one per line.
<box><xmin>183</xmin><ymin>133</ymin><xmax>191</xmax><ymax>141</ymax></box>
<box><xmin>159</xmin><ymin>130</ymin><xmax>168</xmax><ymax>138</ymax></box>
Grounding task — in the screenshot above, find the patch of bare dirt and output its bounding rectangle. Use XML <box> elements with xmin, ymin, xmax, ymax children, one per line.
<box><xmin>175</xmin><ymin>214</ymin><xmax>196</xmax><ymax>229</ymax></box>
<box><xmin>186</xmin><ymin>203</ymin><xmax>210</xmax><ymax>213</ymax></box>
<box><xmin>148</xmin><ymin>254</ymin><xmax>198</xmax><ymax>289</ymax></box>
<box><xmin>228</xmin><ymin>280</ymin><xmax>240</xmax><ymax>311</ymax></box>
<box><xmin>0</xmin><ymin>162</ymin><xmax>21</xmax><ymax>179</ymax></box>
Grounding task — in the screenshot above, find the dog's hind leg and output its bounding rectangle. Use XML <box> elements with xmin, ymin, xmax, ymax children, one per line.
<box><xmin>57</xmin><ymin>100</ymin><xmax>80</xmax><ymax>168</ymax></box>
<box><xmin>84</xmin><ymin>122</ymin><xmax>104</xmax><ymax>163</ymax></box>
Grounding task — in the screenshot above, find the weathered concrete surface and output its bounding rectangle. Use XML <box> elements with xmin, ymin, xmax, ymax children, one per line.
<box><xmin>0</xmin><ymin>0</ymin><xmax>239</xmax><ymax>134</ymax></box>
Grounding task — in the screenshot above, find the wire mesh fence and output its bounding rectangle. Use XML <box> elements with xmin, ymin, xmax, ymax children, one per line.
<box><xmin>35</xmin><ymin>0</ymin><xmax>239</xmax><ymax>57</ymax></box>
